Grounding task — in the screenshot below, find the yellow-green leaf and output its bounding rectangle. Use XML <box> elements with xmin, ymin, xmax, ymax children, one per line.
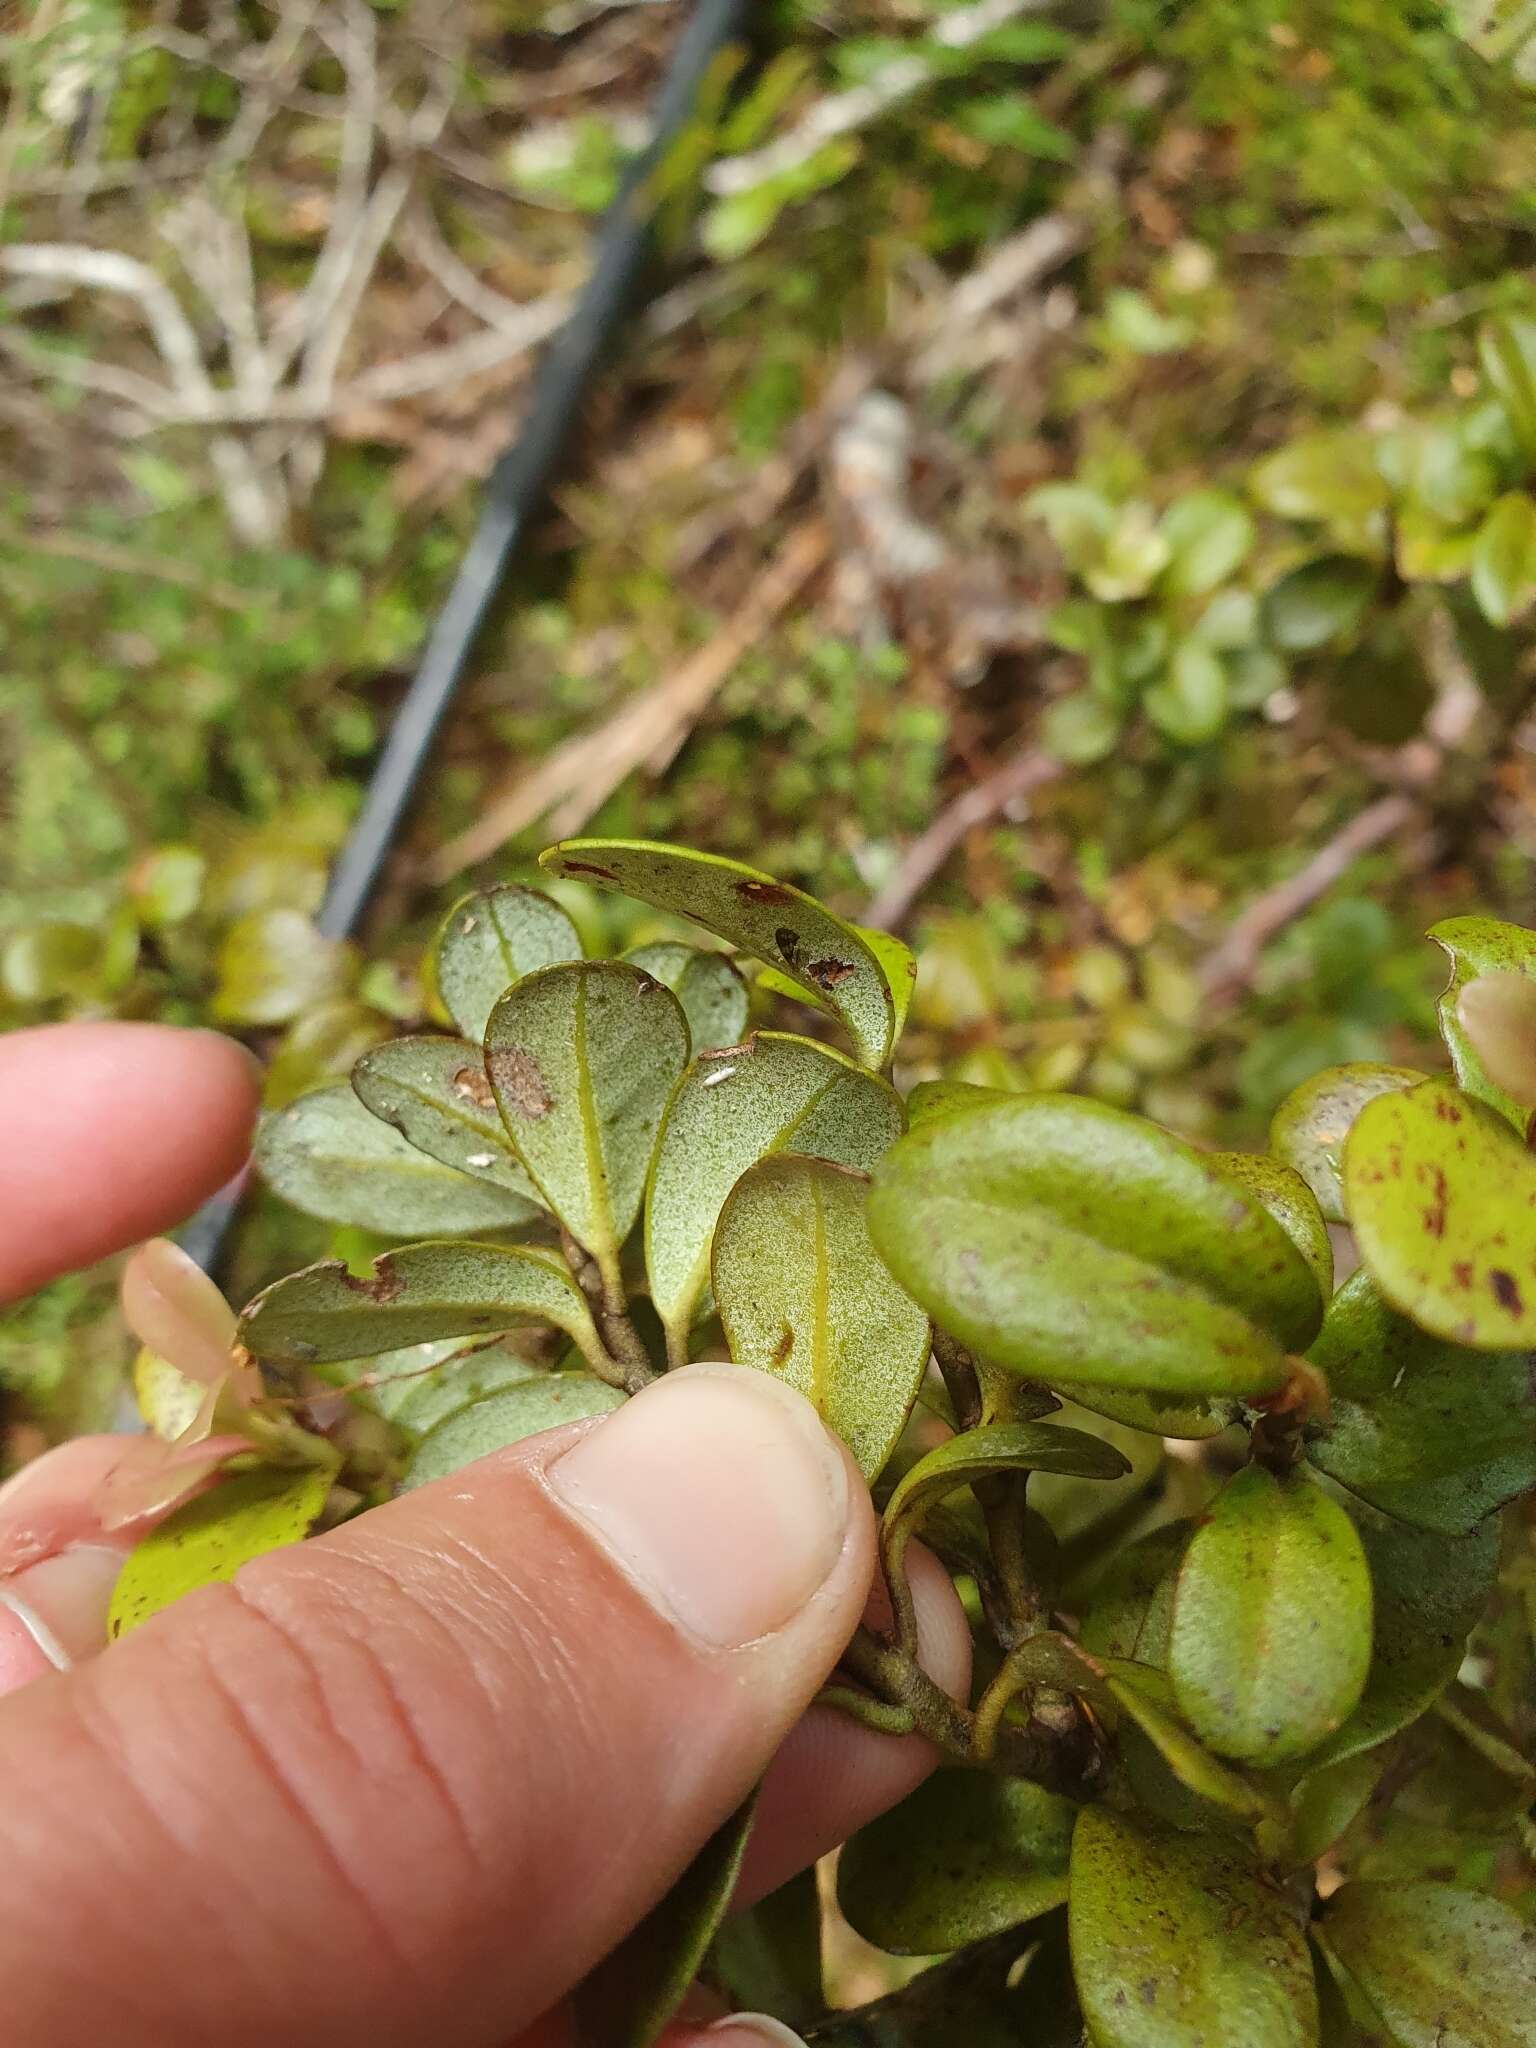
<box><xmin>1316</xmin><ymin>1882</ymin><xmax>1536</xmax><ymax>2048</ymax></box>
<box><xmin>1069</xmin><ymin>1808</ymin><xmax>1318</xmax><ymax>2048</ymax></box>
<box><xmin>352</xmin><ymin>1035</ymin><xmax>544</xmax><ymax>1202</ymax></box>
<box><xmin>1269</xmin><ymin>1062</ymin><xmax>1426</xmax><ymax>1222</ymax></box>
<box><xmin>108</xmin><ymin>1465</ymin><xmax>333</xmax><ymax>1638</ymax></box>
<box><xmin>1169</xmin><ymin>1465</ymin><xmax>1372</xmax><ymax>1766</ymax></box>
<box><xmin>1430</xmin><ymin>915</ymin><xmax>1536</xmax><ymax>1131</ymax></box>
<box><xmin>712</xmin><ymin>1154</ymin><xmax>929</xmax><ymax>1479</ymax></box>
<box><xmin>1344</xmin><ymin>1076</ymin><xmax>1536</xmax><ymax>1348</ymax></box>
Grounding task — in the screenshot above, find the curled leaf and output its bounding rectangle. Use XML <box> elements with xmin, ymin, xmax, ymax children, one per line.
<box><xmin>1430</xmin><ymin>915</ymin><xmax>1536</xmax><ymax>1131</ymax></box>
<box><xmin>540</xmin><ymin>838</ymin><xmax>904</xmax><ymax>1068</ymax></box>
<box><xmin>1269</xmin><ymin>1063</ymin><xmax>1425</xmax><ymax>1223</ymax></box>
<box><xmin>351</xmin><ymin>1035</ymin><xmax>544</xmax><ymax>1201</ymax></box>
<box><xmin>119</xmin><ymin>1238</ymin><xmax>239</xmax><ymax>1389</ymax></box>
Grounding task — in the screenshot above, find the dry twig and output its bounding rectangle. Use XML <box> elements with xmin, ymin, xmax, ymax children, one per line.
<box><xmin>865</xmin><ymin>747</ymin><xmax>1064</xmax><ymax>932</ymax></box>
<box><xmin>426</xmin><ymin>519</ymin><xmax>831</xmax><ymax>878</ymax></box>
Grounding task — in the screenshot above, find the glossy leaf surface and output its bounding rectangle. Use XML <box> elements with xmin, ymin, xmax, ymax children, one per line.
<box><xmin>239</xmin><ymin>1241</ymin><xmax>604</xmax><ymax>1368</ymax></box>
<box><xmin>1169</xmin><ymin>1465</ymin><xmax>1372</xmax><ymax>1765</ymax></box>
<box><xmin>403</xmin><ymin>1374</ymin><xmax>625</xmax><ymax>1486</ymax></box>
<box><xmin>1345</xmin><ymin>1077</ymin><xmax>1536</xmax><ymax>1348</ymax></box>
<box><xmin>838</xmin><ymin>1771</ymin><xmax>1075</xmax><ymax>1955</ymax></box>
<box><xmin>869</xmin><ymin>1095</ymin><xmax>1317</xmax><ymax>1398</ymax></box>
<box><xmin>1430</xmin><ymin>916</ymin><xmax>1536</xmax><ymax>1130</ymax></box>
<box><xmin>713</xmin><ymin>1154</ymin><xmax>929</xmax><ymax>1478</ymax></box>
<box><xmin>1069</xmin><ymin>1808</ymin><xmax>1318</xmax><ymax>2048</ymax></box>
<box><xmin>486</xmin><ymin>962</ymin><xmax>689</xmax><ymax>1282</ymax></box>
<box><xmin>1307</xmin><ymin>1268</ymin><xmax>1536</xmax><ymax>1534</ymax></box>
<box><xmin>540</xmin><ymin>839</ymin><xmax>902</xmax><ymax>1067</ymax></box>
<box><xmin>255</xmin><ymin>1084</ymin><xmax>541</xmax><ymax>1235</ymax></box>
<box><xmin>1316</xmin><ymin>1882</ymin><xmax>1536</xmax><ymax>2048</ymax></box>
<box><xmin>352</xmin><ymin>1035</ymin><xmax>543</xmax><ymax>1200</ymax></box>
<box><xmin>108</xmin><ymin>1464</ymin><xmax>333</xmax><ymax>1637</ymax></box>
<box><xmin>1269</xmin><ymin>1063</ymin><xmax>1424</xmax><ymax>1223</ymax></box>
<box><xmin>646</xmin><ymin>1032</ymin><xmax>903</xmax><ymax>1359</ymax></box>
<box><xmin>434</xmin><ymin>884</ymin><xmax>583</xmax><ymax>1044</ymax></box>
<box><xmin>622</xmin><ymin>940</ymin><xmax>749</xmax><ymax>1052</ymax></box>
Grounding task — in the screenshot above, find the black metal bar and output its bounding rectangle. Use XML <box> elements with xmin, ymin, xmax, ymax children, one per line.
<box><xmin>180</xmin><ymin>0</ymin><xmax>752</xmax><ymax>1280</ymax></box>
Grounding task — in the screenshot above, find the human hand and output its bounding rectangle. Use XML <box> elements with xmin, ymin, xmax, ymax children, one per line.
<box><xmin>0</xmin><ymin>1022</ymin><xmax>968</xmax><ymax>2048</ymax></box>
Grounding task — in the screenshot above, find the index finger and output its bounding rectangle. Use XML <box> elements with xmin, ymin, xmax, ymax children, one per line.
<box><xmin>0</xmin><ymin>1023</ymin><xmax>260</xmax><ymax>1302</ymax></box>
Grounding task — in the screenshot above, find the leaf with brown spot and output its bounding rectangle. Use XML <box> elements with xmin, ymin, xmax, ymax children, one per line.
<box><xmin>1316</xmin><ymin>1882</ymin><xmax>1536</xmax><ymax>2047</ymax></box>
<box><xmin>351</xmin><ymin>1036</ymin><xmax>544</xmax><ymax>1206</ymax></box>
<box><xmin>486</xmin><ymin>963</ymin><xmax>690</xmax><ymax>1297</ymax></box>
<box><xmin>1344</xmin><ymin>1076</ymin><xmax>1536</xmax><ymax>1348</ymax></box>
<box><xmin>539</xmin><ymin>839</ymin><xmax>909</xmax><ymax>1068</ymax></box>
<box><xmin>622</xmin><ymin>940</ymin><xmax>749</xmax><ymax>1053</ymax></box>
<box><xmin>238</xmin><ymin>1240</ymin><xmax>608</xmax><ymax>1373</ymax></box>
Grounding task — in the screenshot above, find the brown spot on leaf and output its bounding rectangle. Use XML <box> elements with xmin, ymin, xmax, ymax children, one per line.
<box><xmin>488</xmin><ymin>1046</ymin><xmax>554</xmax><ymax>1118</ymax></box>
<box><xmin>1490</xmin><ymin>1268</ymin><xmax>1524</xmax><ymax>1316</ymax></box>
<box><xmin>808</xmin><ymin>956</ymin><xmax>856</xmax><ymax>990</ymax></box>
<box><xmin>1452</xmin><ymin>1260</ymin><xmax>1475</xmax><ymax>1289</ymax></box>
<box><xmin>1432</xmin><ymin>1095</ymin><xmax>1464</xmax><ymax>1123</ymax></box>
<box><xmin>769</xmin><ymin>1323</ymin><xmax>795</xmax><ymax>1369</ymax></box>
<box><xmin>559</xmin><ymin>860</ymin><xmax>618</xmax><ymax>881</ymax></box>
<box><xmin>342</xmin><ymin>1256</ymin><xmax>405</xmax><ymax>1304</ymax></box>
<box><xmin>452</xmin><ymin>1065</ymin><xmax>496</xmax><ymax>1111</ymax></box>
<box><xmin>775</xmin><ymin>926</ymin><xmax>800</xmax><ymax>965</ymax></box>
<box><xmin>735</xmin><ymin>879</ymin><xmax>793</xmax><ymax>906</ymax></box>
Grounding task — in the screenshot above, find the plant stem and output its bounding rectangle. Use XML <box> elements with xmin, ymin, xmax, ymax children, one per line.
<box><xmin>977</xmin><ymin>1475</ymin><xmax>1039</xmax><ymax>1650</ymax></box>
<box><xmin>559</xmin><ymin>1228</ymin><xmax>656</xmax><ymax>1392</ymax></box>
<box><xmin>932</xmin><ymin>1329</ymin><xmax>982</xmax><ymax>1431</ymax></box>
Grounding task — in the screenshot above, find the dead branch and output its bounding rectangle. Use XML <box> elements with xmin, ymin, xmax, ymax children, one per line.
<box><xmin>865</xmin><ymin>747</ymin><xmax>1065</xmax><ymax>933</ymax></box>
<box><xmin>425</xmin><ymin>519</ymin><xmax>831</xmax><ymax>879</ymax></box>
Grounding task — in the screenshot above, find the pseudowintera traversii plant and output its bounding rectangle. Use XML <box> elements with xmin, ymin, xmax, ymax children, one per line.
<box><xmin>109</xmin><ymin>842</ymin><xmax>1536</xmax><ymax>2046</ymax></box>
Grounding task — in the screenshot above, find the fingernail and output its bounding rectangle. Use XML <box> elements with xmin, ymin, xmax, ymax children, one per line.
<box><xmin>0</xmin><ymin>1546</ymin><xmax>125</xmax><ymax>1694</ymax></box>
<box><xmin>706</xmin><ymin>2018</ymin><xmax>807</xmax><ymax>2046</ymax></box>
<box><xmin>547</xmin><ymin>1364</ymin><xmax>850</xmax><ymax>1650</ymax></box>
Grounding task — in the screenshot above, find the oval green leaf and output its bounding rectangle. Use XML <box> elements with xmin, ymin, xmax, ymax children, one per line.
<box><xmin>712</xmin><ymin>1154</ymin><xmax>930</xmax><ymax>1479</ymax></box>
<box><xmin>255</xmin><ymin>1084</ymin><xmax>543</xmax><ymax>1236</ymax></box>
<box><xmin>1307</xmin><ymin>1268</ymin><xmax>1536</xmax><ymax>1535</ymax></box>
<box><xmin>646</xmin><ymin>1032</ymin><xmax>904</xmax><ymax>1363</ymax></box>
<box><xmin>1471</xmin><ymin>490</ymin><xmax>1536</xmax><ymax>627</ymax></box>
<box><xmin>403</xmin><ymin>1374</ymin><xmax>625</xmax><ymax>1487</ymax></box>
<box><xmin>869</xmin><ymin>1095</ymin><xmax>1318</xmax><ymax>1400</ymax></box>
<box><xmin>433</xmin><ymin>884</ymin><xmax>583</xmax><ymax>1044</ymax></box>
<box><xmin>540</xmin><ymin>838</ymin><xmax>901</xmax><ymax>1068</ymax></box>
<box><xmin>486</xmin><ymin>962</ymin><xmax>690</xmax><ymax>1290</ymax></box>
<box><xmin>352</xmin><ymin>1035</ymin><xmax>543</xmax><ymax>1202</ymax></box>
<box><xmin>1169</xmin><ymin>1464</ymin><xmax>1372</xmax><ymax>1766</ymax></box>
<box><xmin>838</xmin><ymin>1771</ymin><xmax>1076</xmax><ymax>1956</ymax></box>
<box><xmin>1269</xmin><ymin>1063</ymin><xmax>1425</xmax><ymax>1223</ymax></box>
<box><xmin>1430</xmin><ymin>915</ymin><xmax>1536</xmax><ymax>1131</ymax></box>
<box><xmin>884</xmin><ymin>1420</ymin><xmax>1132</xmax><ymax>1535</ymax></box>
<box><xmin>905</xmin><ymin>1077</ymin><xmax>1019</xmax><ymax>1127</ymax></box>
<box><xmin>1316</xmin><ymin>1882</ymin><xmax>1536</xmax><ymax>2048</ymax></box>
<box><xmin>108</xmin><ymin>1464</ymin><xmax>333</xmax><ymax>1638</ymax></box>
<box><xmin>239</xmin><ymin>1240</ymin><xmax>605</xmax><ymax>1370</ymax></box>
<box><xmin>1345</xmin><ymin>1076</ymin><xmax>1536</xmax><ymax>1349</ymax></box>
<box><xmin>622</xmin><ymin>940</ymin><xmax>749</xmax><ymax>1052</ymax></box>
<box><xmin>387</xmin><ymin>1337</ymin><xmax>547</xmax><ymax>1439</ymax></box>
<box><xmin>1079</xmin><ymin>1519</ymin><xmax>1191</xmax><ymax>1665</ymax></box>
<box><xmin>1069</xmin><ymin>1807</ymin><xmax>1318</xmax><ymax>2048</ymax></box>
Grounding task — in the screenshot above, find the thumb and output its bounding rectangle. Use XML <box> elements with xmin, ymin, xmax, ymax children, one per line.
<box><xmin>0</xmin><ymin>1365</ymin><xmax>873</xmax><ymax>2048</ymax></box>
